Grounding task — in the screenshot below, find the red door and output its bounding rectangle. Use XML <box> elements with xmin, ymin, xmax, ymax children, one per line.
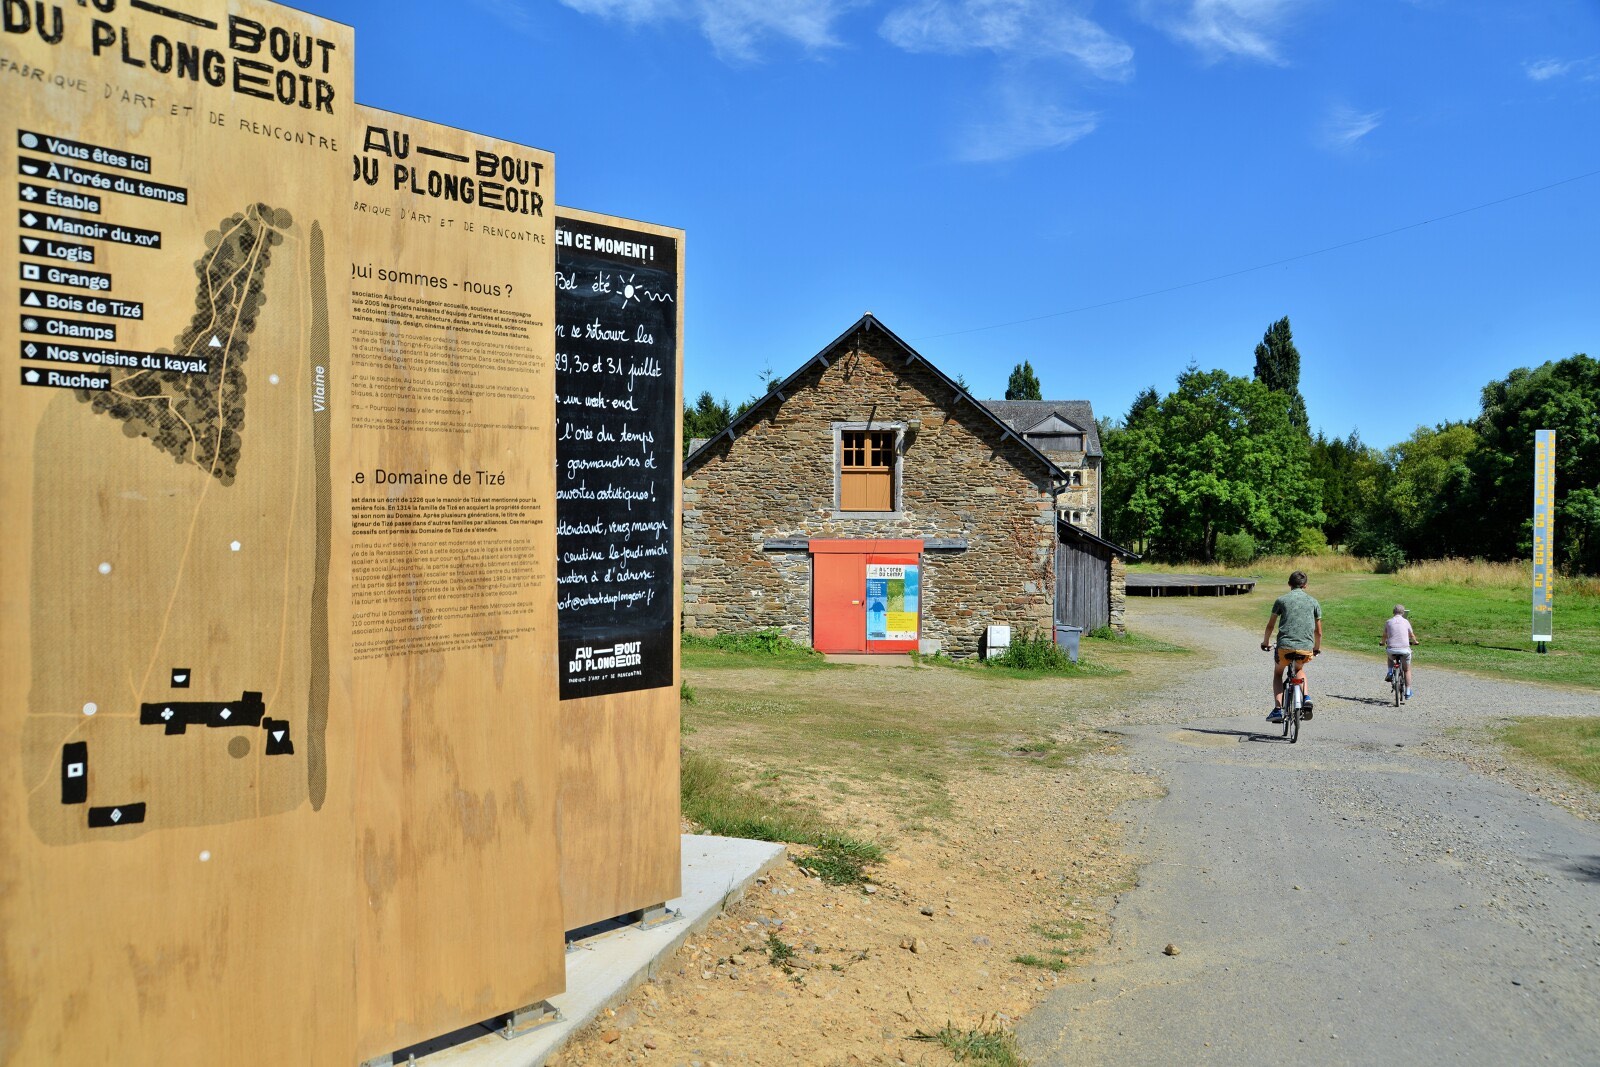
<box><xmin>812</xmin><ymin>552</ymin><xmax>866</xmax><ymax>652</ymax></box>
<box><xmin>810</xmin><ymin>540</ymin><xmax>925</xmax><ymax>653</ymax></box>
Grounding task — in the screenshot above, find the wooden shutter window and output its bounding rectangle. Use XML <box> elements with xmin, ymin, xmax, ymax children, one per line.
<box><xmin>840</xmin><ymin>430</ymin><xmax>894</xmax><ymax>511</ymax></box>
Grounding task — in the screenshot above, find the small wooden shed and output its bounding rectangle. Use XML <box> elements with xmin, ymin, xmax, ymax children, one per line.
<box><xmin>1055</xmin><ymin>521</ymin><xmax>1137</xmax><ymax>632</ymax></box>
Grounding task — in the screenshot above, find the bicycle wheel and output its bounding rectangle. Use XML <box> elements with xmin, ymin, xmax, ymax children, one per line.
<box><xmin>1392</xmin><ymin>663</ymin><xmax>1403</xmax><ymax>707</ymax></box>
<box><xmin>1287</xmin><ymin>693</ymin><xmax>1300</xmax><ymax>744</ymax></box>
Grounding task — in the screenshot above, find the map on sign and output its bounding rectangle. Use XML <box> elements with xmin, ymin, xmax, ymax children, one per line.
<box><xmin>77</xmin><ymin>205</ymin><xmax>291</xmax><ymax>485</ymax></box>
<box><xmin>21</xmin><ymin>195</ymin><xmax>332</xmax><ymax>846</ymax></box>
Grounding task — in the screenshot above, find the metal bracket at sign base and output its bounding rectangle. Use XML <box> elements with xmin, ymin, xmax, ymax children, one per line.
<box><xmin>629</xmin><ymin>902</ymin><xmax>680</xmax><ymax>930</ymax></box>
<box><xmin>498</xmin><ymin>1000</ymin><xmax>561</xmax><ymax>1040</ymax></box>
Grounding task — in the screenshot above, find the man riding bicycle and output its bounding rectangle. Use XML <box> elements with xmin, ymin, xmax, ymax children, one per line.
<box><xmin>1260</xmin><ymin>570</ymin><xmax>1321</xmax><ymax>723</ymax></box>
<box><xmin>1382</xmin><ymin>604</ymin><xmax>1419</xmax><ymax>699</ymax></box>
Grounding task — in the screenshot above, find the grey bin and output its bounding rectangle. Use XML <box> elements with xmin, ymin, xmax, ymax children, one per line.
<box><xmin>1054</xmin><ymin>625</ymin><xmax>1083</xmax><ymax>664</ymax></box>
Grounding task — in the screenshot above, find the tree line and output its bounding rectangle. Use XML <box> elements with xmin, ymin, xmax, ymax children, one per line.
<box><xmin>1100</xmin><ymin>318</ymin><xmax>1598</xmax><ymax>574</ymax></box>
<box><xmin>678</xmin><ymin>321</ymin><xmax>1596</xmax><ymax>574</ymax></box>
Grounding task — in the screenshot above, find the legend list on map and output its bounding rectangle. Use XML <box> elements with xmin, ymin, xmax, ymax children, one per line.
<box><xmin>15</xmin><ymin>128</ymin><xmax>196</xmax><ymax>393</ymax></box>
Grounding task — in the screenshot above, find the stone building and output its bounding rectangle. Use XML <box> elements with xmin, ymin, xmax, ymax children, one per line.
<box><xmin>982</xmin><ymin>400</ymin><xmax>1102</xmax><ymax>532</ymax></box>
<box><xmin>682</xmin><ymin>315</ymin><xmax>1132</xmax><ymax>658</ymax></box>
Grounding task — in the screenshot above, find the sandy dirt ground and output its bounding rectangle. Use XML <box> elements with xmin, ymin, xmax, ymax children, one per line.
<box><xmin>549</xmin><ymin>760</ymin><xmax>1157</xmax><ymax>1066</ymax></box>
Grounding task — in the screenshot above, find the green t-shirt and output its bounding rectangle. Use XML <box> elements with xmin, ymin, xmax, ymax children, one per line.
<box><xmin>1272</xmin><ymin>588</ymin><xmax>1321</xmax><ymax>650</ymax></box>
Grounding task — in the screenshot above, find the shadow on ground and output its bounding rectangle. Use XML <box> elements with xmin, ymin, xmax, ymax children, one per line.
<box><xmin>1326</xmin><ymin>693</ymin><xmax>1396</xmax><ymax>707</ymax></box>
<box><xmin>1180</xmin><ymin>727</ymin><xmax>1295</xmax><ymax>745</ymax></box>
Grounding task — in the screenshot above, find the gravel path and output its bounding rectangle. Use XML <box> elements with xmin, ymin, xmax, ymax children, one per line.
<box><xmin>1020</xmin><ymin>601</ymin><xmax>1600</xmax><ymax>1067</ymax></box>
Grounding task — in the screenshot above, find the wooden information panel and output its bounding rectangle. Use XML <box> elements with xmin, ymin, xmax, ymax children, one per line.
<box><xmin>554</xmin><ymin>208</ymin><xmax>682</xmax><ymax>931</ymax></box>
<box><xmin>345</xmin><ymin>107</ymin><xmax>564</xmax><ymax>1057</ymax></box>
<box><xmin>0</xmin><ymin>1</ymin><xmax>356</xmax><ymax>1062</ymax></box>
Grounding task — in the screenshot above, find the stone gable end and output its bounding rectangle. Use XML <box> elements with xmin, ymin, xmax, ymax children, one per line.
<box><xmin>683</xmin><ymin>334</ymin><xmax>1060</xmax><ymax>657</ymax></box>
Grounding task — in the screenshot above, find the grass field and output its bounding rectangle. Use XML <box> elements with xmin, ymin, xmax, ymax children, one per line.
<box><xmin>678</xmin><ymin>631</ymin><xmax>1193</xmax><ymax>835</ymax></box>
<box><xmin>1500</xmin><ymin>718</ymin><xmax>1600</xmax><ymax>791</ymax></box>
<box><xmin>1132</xmin><ymin>561</ymin><xmax>1600</xmax><ymax>690</ymax></box>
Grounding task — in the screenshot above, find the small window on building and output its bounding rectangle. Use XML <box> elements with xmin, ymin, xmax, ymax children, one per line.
<box><xmin>1072</xmin><ymin>470</ymin><xmax>1083</xmax><ymax>486</ymax></box>
<box><xmin>840</xmin><ymin>430</ymin><xmax>895</xmax><ymax>511</ymax></box>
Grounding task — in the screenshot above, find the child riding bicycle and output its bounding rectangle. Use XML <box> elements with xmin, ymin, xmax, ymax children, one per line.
<box><xmin>1260</xmin><ymin>570</ymin><xmax>1322</xmax><ymax>723</ymax></box>
<box><xmin>1381</xmin><ymin>605</ymin><xmax>1419</xmax><ymax>699</ymax></box>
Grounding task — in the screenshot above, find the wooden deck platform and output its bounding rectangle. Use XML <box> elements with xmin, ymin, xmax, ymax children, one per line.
<box><xmin>1126</xmin><ymin>573</ymin><xmax>1257</xmax><ymax>597</ymax></box>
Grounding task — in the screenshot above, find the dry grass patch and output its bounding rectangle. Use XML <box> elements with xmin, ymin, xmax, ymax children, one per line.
<box><xmin>911</xmin><ymin>1022</ymin><xmax>1026</xmax><ymax>1065</ymax></box>
<box><xmin>1396</xmin><ymin>558</ymin><xmax>1600</xmax><ymax>597</ymax></box>
<box><xmin>1135</xmin><ymin>553</ymin><xmax>1373</xmax><ymax>576</ymax></box>
<box><xmin>680</xmin><ymin>636</ymin><xmax>1186</xmax><ymax>832</ymax></box>
<box><xmin>1501</xmin><ymin>717</ymin><xmax>1600</xmax><ymax>791</ymax></box>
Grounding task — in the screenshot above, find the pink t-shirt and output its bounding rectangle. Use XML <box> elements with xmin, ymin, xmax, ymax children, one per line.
<box><xmin>1384</xmin><ymin>616</ymin><xmax>1415</xmax><ymax>652</ymax></box>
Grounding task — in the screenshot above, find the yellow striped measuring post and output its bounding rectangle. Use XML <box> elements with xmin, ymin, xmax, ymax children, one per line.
<box><xmin>1532</xmin><ymin>429</ymin><xmax>1555</xmax><ymax>652</ymax></box>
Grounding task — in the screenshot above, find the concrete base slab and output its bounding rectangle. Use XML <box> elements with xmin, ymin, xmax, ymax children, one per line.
<box><xmin>395</xmin><ymin>835</ymin><xmax>785</xmax><ymax>1067</ymax></box>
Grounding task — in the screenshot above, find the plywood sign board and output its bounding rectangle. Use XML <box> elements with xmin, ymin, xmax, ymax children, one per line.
<box><xmin>345</xmin><ymin>106</ymin><xmax>564</xmax><ymax>1058</ymax></box>
<box><xmin>0</xmin><ymin>1</ymin><xmax>356</xmax><ymax>1063</ymax></box>
<box><xmin>554</xmin><ymin>208</ymin><xmax>683</xmax><ymax>931</ymax></box>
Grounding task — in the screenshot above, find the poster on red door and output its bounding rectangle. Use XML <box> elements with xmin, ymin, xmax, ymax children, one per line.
<box><xmin>866</xmin><ymin>564</ymin><xmax>920</xmax><ymax>641</ymax></box>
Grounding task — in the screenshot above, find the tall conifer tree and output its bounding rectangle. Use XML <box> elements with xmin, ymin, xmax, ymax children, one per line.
<box><xmin>1005</xmin><ymin>360</ymin><xmax>1042</xmax><ymax>401</ymax></box>
<box><xmin>1252</xmin><ymin>317</ymin><xmax>1308</xmax><ymax>431</ymax></box>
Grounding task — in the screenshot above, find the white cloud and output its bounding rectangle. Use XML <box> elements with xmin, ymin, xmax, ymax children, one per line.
<box><xmin>554</xmin><ymin>0</ymin><xmax>853</xmax><ymax>61</ymax></box>
<box><xmin>1524</xmin><ymin>55</ymin><xmax>1599</xmax><ymax>82</ymax></box>
<box><xmin>698</xmin><ymin>0</ymin><xmax>847</xmax><ymax>57</ymax></box>
<box><xmin>1524</xmin><ymin>58</ymin><xmax>1572</xmax><ymax>82</ymax></box>
<box><xmin>543</xmin><ymin>0</ymin><xmax>1120</xmax><ymax>160</ymax></box>
<box><xmin>558</xmin><ymin>0</ymin><xmax>680</xmax><ymax>19</ymax></box>
<box><xmin>1140</xmin><ymin>0</ymin><xmax>1301</xmax><ymax>65</ymax></box>
<box><xmin>880</xmin><ymin>0</ymin><xmax>1133</xmax><ymax>81</ymax></box>
<box><xmin>957</xmin><ymin>81</ymin><xmax>1098</xmax><ymax>162</ymax></box>
<box><xmin>1320</xmin><ymin>103</ymin><xmax>1382</xmax><ymax>150</ymax></box>
<box><xmin>468</xmin><ymin>0</ymin><xmax>544</xmax><ymax>34</ymax></box>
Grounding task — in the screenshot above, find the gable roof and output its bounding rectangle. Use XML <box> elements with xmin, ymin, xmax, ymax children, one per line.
<box><xmin>683</xmin><ymin>314</ymin><xmax>1074</xmax><ymax>485</ymax></box>
<box><xmin>981</xmin><ymin>400</ymin><xmax>1102</xmax><ymax>457</ymax></box>
<box><xmin>1023</xmin><ymin>413</ymin><xmax>1083</xmax><ymax>435</ymax></box>
<box><xmin>1057</xmin><ymin>516</ymin><xmax>1140</xmax><ymax>560</ymax></box>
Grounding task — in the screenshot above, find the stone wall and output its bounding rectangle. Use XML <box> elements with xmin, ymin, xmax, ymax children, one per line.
<box><xmin>1109</xmin><ymin>555</ymin><xmax>1127</xmax><ymax>634</ymax></box>
<box><xmin>683</xmin><ymin>334</ymin><xmax>1061</xmax><ymax>658</ymax></box>
<box><xmin>1042</xmin><ymin>454</ymin><xmax>1100</xmax><ymax>535</ymax></box>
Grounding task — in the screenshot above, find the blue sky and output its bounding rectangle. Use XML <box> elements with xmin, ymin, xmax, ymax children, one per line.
<box><xmin>316</xmin><ymin>0</ymin><xmax>1598</xmax><ymax>449</ymax></box>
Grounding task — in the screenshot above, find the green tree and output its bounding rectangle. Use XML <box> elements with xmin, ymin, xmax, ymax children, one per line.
<box><xmin>1101</xmin><ymin>387</ymin><xmax>1164</xmax><ymax>553</ymax></box>
<box><xmin>1563</xmin><ymin>488</ymin><xmax>1600</xmax><ymax>575</ymax></box>
<box><xmin>1308</xmin><ymin>430</ymin><xmax>1383</xmax><ymax>549</ymax></box>
<box><xmin>1005</xmin><ymin>360</ymin><xmax>1042</xmax><ymax>401</ymax></box>
<box><xmin>1252</xmin><ymin>316</ymin><xmax>1308</xmax><ymax>432</ymax></box>
<box><xmin>1126</xmin><ymin>385</ymin><xmax>1160</xmax><ymax>428</ymax></box>
<box><xmin>1467</xmin><ymin>354</ymin><xmax>1600</xmax><ymax>571</ymax></box>
<box><xmin>1101</xmin><ymin>425</ymin><xmax>1162</xmax><ymax>554</ymax></box>
<box><xmin>683</xmin><ymin>391</ymin><xmax>733</xmax><ymax>456</ymax></box>
<box><xmin>1383</xmin><ymin>422</ymin><xmax>1480</xmax><ymax>559</ymax></box>
<box><xmin>1144</xmin><ymin>367</ymin><xmax>1322</xmax><ymax>560</ymax></box>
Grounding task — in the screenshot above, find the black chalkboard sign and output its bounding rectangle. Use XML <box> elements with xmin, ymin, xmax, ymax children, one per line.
<box><xmin>554</xmin><ymin>215</ymin><xmax>678</xmax><ymax>699</ymax></box>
